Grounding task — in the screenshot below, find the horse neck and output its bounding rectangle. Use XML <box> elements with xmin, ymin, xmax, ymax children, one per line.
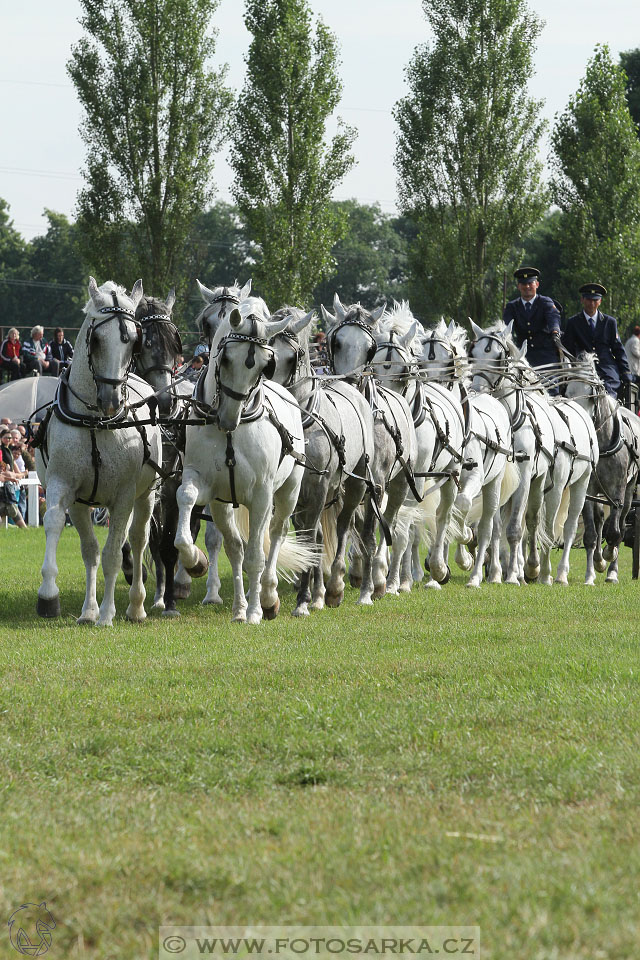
<box><xmin>288</xmin><ymin>350</ymin><xmax>313</xmax><ymax>402</ymax></box>
<box><xmin>66</xmin><ymin>317</ymin><xmax>99</xmax><ymax>412</ymax></box>
<box><xmin>594</xmin><ymin>391</ymin><xmax>615</xmax><ymax>444</ymax></box>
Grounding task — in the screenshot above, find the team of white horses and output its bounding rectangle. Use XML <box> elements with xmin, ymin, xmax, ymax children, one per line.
<box><xmin>30</xmin><ymin>277</ymin><xmax>640</xmax><ymax>626</ymax></box>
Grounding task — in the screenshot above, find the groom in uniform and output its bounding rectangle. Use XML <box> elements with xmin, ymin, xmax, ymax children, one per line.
<box><xmin>561</xmin><ymin>282</ymin><xmax>632</xmax><ymax>397</ymax></box>
<box><xmin>502</xmin><ymin>266</ymin><xmax>563</xmax><ymax>370</ymax></box>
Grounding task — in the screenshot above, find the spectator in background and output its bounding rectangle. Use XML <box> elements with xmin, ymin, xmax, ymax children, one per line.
<box><xmin>21</xmin><ymin>326</ymin><xmax>61</xmax><ymax>377</ymax></box>
<box><xmin>184</xmin><ymin>353</ymin><xmax>206</xmax><ymax>383</ymax></box>
<box><xmin>10</xmin><ymin>429</ymin><xmax>28</xmax><ymax>519</ymax></box>
<box><xmin>0</xmin><ymin>428</ymin><xmax>27</xmax><ymax>528</ymax></box>
<box><xmin>48</xmin><ymin>327</ymin><xmax>74</xmax><ymax>368</ymax></box>
<box><xmin>1</xmin><ymin>328</ymin><xmax>25</xmax><ymax>380</ymax></box>
<box><xmin>625</xmin><ymin>325</ymin><xmax>640</xmax><ymax>386</ymax></box>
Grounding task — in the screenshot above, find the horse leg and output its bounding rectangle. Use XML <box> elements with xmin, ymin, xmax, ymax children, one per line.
<box><xmin>326</xmin><ymin>479</ymin><xmax>365</xmax><ymax>607</ymax></box>
<box><xmin>243</xmin><ymin>492</ymin><xmax>271</xmax><ymax>625</ymax></box>
<box><xmin>408</xmin><ymin>522</ymin><xmax>423</xmax><ymax>587</ymax></box>
<box><xmin>173</xmin><ymin>562</ymin><xmax>192</xmax><ymax>600</ymax></box>
<box><xmin>174</xmin><ymin>474</ymin><xmax>209</xmax><ymax>578</ymax></box>
<box><xmin>68</xmin><ymin>502</ymin><xmax>100</xmax><ymax>623</ymax></box>
<box><xmin>292</xmin><ymin>478</ymin><xmax>326</xmax><ymax>616</ymax></box>
<box><xmin>157</xmin><ymin>487</ymin><xmax>181</xmax><ymax>617</ymax></box>
<box><xmin>583</xmin><ymin>499</ymin><xmax>597</xmax><ymax>586</ymax></box>
<box><xmin>210</xmin><ymin>503</ymin><xmax>247</xmax><ymax>622</ymax></box>
<box><xmin>125</xmin><ymin>490</ymin><xmax>154</xmax><ymax>621</ymax></box>
<box><xmin>504</xmin><ymin>465</ymin><xmax>531</xmax><ymax>584</ymax></box>
<box><xmin>373</xmin><ymin>474</ymin><xmax>407</xmax><ymax>598</ymax></box>
<box><xmin>37</xmin><ymin>480</ymin><xmax>73</xmax><ymax>618</ymax></box>
<box><xmin>467</xmin><ymin>474</ymin><xmax>502</xmax><ymax>588</ymax></box>
<box><xmin>97</xmin><ymin>499</ymin><xmax>134</xmax><ymax>626</ymax></box>
<box><xmin>262</xmin><ymin>472</ymin><xmax>303</xmax><ymax>620</ymax></box>
<box><xmin>523</xmin><ymin>473</ymin><xmax>545</xmax><ymax>582</ymax></box>
<box><xmin>486</xmin><ymin>502</ymin><xmax>503</xmax><ymax>584</ymax></box>
<box><xmin>428</xmin><ymin>477</ymin><xmax>456</xmax><ymax>583</ymax></box>
<box><xmin>386</xmin><ymin>496</ymin><xmax>417</xmax><ymax>595</ymax></box>
<box><xmin>592</xmin><ymin>502</ymin><xmax>606</xmax><ymax>573</ymax></box>
<box><xmin>555</xmin><ymin>472</ymin><xmax>591</xmax><ymax>585</ymax></box>
<box><xmin>202</xmin><ymin>521</ymin><xmax>224</xmax><ymax>605</ymax></box>
<box><xmin>357</xmin><ymin>498</ymin><xmax>378</xmax><ymax>606</ymax></box>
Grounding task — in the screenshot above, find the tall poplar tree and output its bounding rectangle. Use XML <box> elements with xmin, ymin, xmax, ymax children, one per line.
<box><xmin>230</xmin><ymin>0</ymin><xmax>356</xmax><ymax>307</ymax></box>
<box><xmin>551</xmin><ymin>45</ymin><xmax>640</xmax><ymax>320</ymax></box>
<box><xmin>68</xmin><ymin>0</ymin><xmax>232</xmax><ymax>296</ymax></box>
<box><xmin>394</xmin><ymin>0</ymin><xmax>547</xmax><ymax>325</ymax></box>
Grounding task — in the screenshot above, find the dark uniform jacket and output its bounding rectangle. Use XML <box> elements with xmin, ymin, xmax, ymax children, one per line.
<box><xmin>48</xmin><ymin>338</ymin><xmax>74</xmax><ymax>364</ymax></box>
<box><xmin>502</xmin><ymin>295</ymin><xmax>561</xmax><ymax>368</ymax></box>
<box><xmin>562</xmin><ymin>311</ymin><xmax>631</xmax><ymax>396</ymax></box>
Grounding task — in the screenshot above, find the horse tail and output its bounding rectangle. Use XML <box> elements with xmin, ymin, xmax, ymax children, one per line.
<box><xmin>412</xmin><ymin>481</ymin><xmax>440</xmax><ymax>547</ymax></box>
<box><xmin>234</xmin><ymin>505</ymin><xmax>318</xmax><ymax>579</ymax></box>
<box><xmin>499</xmin><ymin>460</ymin><xmax>521</xmax><ymax>506</ymax></box>
<box><xmin>553</xmin><ymin>485</ymin><xmax>572</xmax><ymax>542</ymax></box>
<box><xmin>320</xmin><ymin>502</ymin><xmax>339</xmax><ymax>575</ymax></box>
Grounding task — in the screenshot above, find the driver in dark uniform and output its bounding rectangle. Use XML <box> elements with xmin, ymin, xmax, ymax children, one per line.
<box><xmin>562</xmin><ymin>282</ymin><xmax>632</xmax><ymax>397</ymax></box>
<box><xmin>502</xmin><ymin>266</ymin><xmax>563</xmax><ymax>370</ymax></box>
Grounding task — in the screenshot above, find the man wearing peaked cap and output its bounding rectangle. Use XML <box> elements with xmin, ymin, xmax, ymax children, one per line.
<box><xmin>562</xmin><ymin>282</ymin><xmax>632</xmax><ymax>396</ymax></box>
<box><xmin>503</xmin><ymin>266</ymin><xmax>563</xmax><ymax>371</ymax></box>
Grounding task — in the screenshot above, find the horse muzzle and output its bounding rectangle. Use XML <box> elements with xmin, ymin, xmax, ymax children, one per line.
<box><xmin>97</xmin><ymin>383</ymin><xmax>123</xmax><ymax>417</ymax></box>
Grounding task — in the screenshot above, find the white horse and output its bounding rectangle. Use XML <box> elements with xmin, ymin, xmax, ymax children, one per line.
<box><xmin>322</xmin><ymin>296</ymin><xmax>418</xmax><ymax>604</ymax></box>
<box><xmin>174</xmin><ymin>301</ymin><xmax>311</xmax><ymax>624</ymax></box>
<box><xmin>470</xmin><ymin>322</ymin><xmax>599</xmax><ymax>585</ymax></box>
<box><xmin>269</xmin><ymin>306</ymin><xmax>377</xmax><ymax>614</ymax></box>
<box><xmin>416</xmin><ymin>319</ymin><xmax>516</xmax><ymax>587</ymax></box>
<box><xmin>371</xmin><ymin>304</ymin><xmax>466</xmax><ymax>592</ymax></box>
<box><xmin>173</xmin><ymin>278</ymin><xmax>266</xmax><ymax>606</ymax></box>
<box><xmin>35</xmin><ymin>278</ymin><xmax>161</xmax><ymax>625</ymax></box>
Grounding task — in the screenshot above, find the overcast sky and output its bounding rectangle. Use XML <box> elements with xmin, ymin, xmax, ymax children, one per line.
<box><xmin>1</xmin><ymin>0</ymin><xmax>637</xmax><ymax>241</ymax></box>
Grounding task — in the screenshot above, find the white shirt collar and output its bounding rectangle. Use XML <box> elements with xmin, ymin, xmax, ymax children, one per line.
<box><xmin>520</xmin><ymin>294</ymin><xmax>537</xmax><ymax>307</ymax></box>
<box><xmin>583</xmin><ymin>310</ymin><xmax>599</xmax><ymax>323</ymax></box>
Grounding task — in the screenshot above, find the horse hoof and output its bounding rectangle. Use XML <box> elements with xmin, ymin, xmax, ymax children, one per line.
<box><xmin>76</xmin><ymin>616</ymin><xmax>97</xmax><ymax>626</ymax></box>
<box><xmin>373</xmin><ymin>583</ymin><xmax>386</xmax><ymax>599</ymax></box>
<box><xmin>202</xmin><ymin>596</ymin><xmax>223</xmax><ymax>606</ymax></box>
<box><xmin>398</xmin><ymin>581</ymin><xmax>412</xmax><ymax>593</ymax></box>
<box><xmin>349</xmin><ymin>574</ymin><xmax>362</xmax><ymax>589</ymax></box>
<box><xmin>151</xmin><ymin>600</ymin><xmax>165</xmax><ymax>612</ymax></box>
<box><xmin>37</xmin><ymin>595</ymin><xmax>61</xmax><ymax>618</ymax></box>
<box><xmin>594</xmin><ymin>559</ymin><xmax>607</xmax><ymax>573</ymax></box>
<box><xmin>440</xmin><ymin>565</ymin><xmax>451</xmax><ymax>584</ymax></box>
<box><xmin>262</xmin><ymin>598</ymin><xmax>280</xmax><ymax>620</ymax></box>
<box><xmin>425</xmin><ymin>579</ymin><xmax>441</xmax><ymax>590</ymax></box>
<box><xmin>325</xmin><ymin>591</ymin><xmax>343</xmax><ymax>608</ymax></box>
<box><xmin>173</xmin><ymin>584</ymin><xmax>191</xmax><ymax>600</ymax></box>
<box><xmin>523</xmin><ymin>573</ymin><xmax>537</xmax><ymax>583</ymax></box>
<box><xmin>292</xmin><ymin>606</ymin><xmax>310</xmax><ymax>618</ymax></box>
<box><xmin>162</xmin><ymin>608</ymin><xmax>181</xmax><ymax>618</ymax></box>
<box><xmin>185</xmin><ymin>549</ymin><xmax>209</xmax><ymax>579</ymax></box>
<box><xmin>605</xmin><ymin>577</ymin><xmax>618</xmax><ymax>585</ymax></box>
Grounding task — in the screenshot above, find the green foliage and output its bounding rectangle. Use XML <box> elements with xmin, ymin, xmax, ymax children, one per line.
<box><xmin>312</xmin><ymin>200</ymin><xmax>412</xmax><ymax>312</ymax></box>
<box><xmin>551</xmin><ymin>45</ymin><xmax>640</xmax><ymax>319</ymax></box>
<box><xmin>620</xmin><ymin>48</ymin><xmax>640</xmax><ymax>131</ymax></box>
<box><xmin>230</xmin><ymin>0</ymin><xmax>356</xmax><ymax>308</ymax></box>
<box><xmin>394</xmin><ymin>0</ymin><xmax>548</xmax><ymax>326</ymax></box>
<box><xmin>0</xmin><ymin>202</ymin><xmax>87</xmax><ymax>338</ymax></box>
<box><xmin>67</xmin><ymin>0</ymin><xmax>232</xmax><ymax>298</ymax></box>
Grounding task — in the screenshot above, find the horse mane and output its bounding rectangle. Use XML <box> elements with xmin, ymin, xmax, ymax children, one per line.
<box><xmin>136</xmin><ymin>296</ymin><xmax>181</xmax><ymax>357</ymax></box>
<box><xmin>380</xmin><ymin>301</ymin><xmax>421</xmax><ymax>342</ymax></box>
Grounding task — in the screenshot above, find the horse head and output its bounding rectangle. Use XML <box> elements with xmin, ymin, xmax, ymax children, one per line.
<box><xmin>467</xmin><ymin>319</ymin><xmax>515</xmax><ymax>392</ymax></box>
<box><xmin>372</xmin><ymin>310</ymin><xmax>418</xmax><ymax>392</ymax></box>
<box><xmin>84</xmin><ymin>277</ymin><xmax>144</xmax><ymax>416</ymax></box>
<box><xmin>268</xmin><ymin>306</ymin><xmax>316</xmax><ymax>388</ymax></box>
<box><xmin>323</xmin><ymin>298</ymin><xmax>386</xmax><ymax>379</ymax></box>
<box><xmin>210</xmin><ymin>303</ymin><xmax>289</xmax><ymax>432</ymax></box>
<box><xmin>135</xmin><ymin>290</ymin><xmax>182</xmax><ymax>416</ymax></box>
<box><xmin>194</xmin><ymin>278</ymin><xmax>254</xmax><ymax>346</ymax></box>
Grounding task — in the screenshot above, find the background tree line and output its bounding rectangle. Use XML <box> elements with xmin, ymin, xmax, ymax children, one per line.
<box><xmin>2</xmin><ymin>0</ymin><xmax>640</xmax><ymax>345</ymax></box>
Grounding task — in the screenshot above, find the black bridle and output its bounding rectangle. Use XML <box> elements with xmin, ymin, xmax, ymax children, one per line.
<box><xmin>212</xmin><ymin>317</ymin><xmax>276</xmax><ymax>406</ymax></box>
<box><xmin>134</xmin><ymin>314</ymin><xmax>182</xmax><ymax>379</ymax></box>
<box><xmin>269</xmin><ymin>329</ymin><xmax>306</xmax><ymax>387</ymax></box>
<box><xmin>327</xmin><ymin>313</ymin><xmax>378</xmax><ymax>374</ymax></box>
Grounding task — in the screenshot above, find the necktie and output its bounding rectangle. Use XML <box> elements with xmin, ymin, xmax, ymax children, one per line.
<box><xmin>525</xmin><ymin>302</ymin><xmax>532</xmax><ymax>314</ymax></box>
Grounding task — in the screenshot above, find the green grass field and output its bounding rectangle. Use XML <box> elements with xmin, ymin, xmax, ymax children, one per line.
<box><xmin>1</xmin><ymin>527</ymin><xmax>639</xmax><ymax>959</ymax></box>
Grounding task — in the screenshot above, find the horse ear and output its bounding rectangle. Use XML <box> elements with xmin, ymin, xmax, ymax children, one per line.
<box><xmin>196</xmin><ymin>279</ymin><xmax>215</xmax><ymax>303</ymax></box>
<box><xmin>446</xmin><ymin>319</ymin><xmax>456</xmax><ymax>338</ymax></box>
<box><xmin>289</xmin><ymin>309</ymin><xmax>316</xmax><ymax>335</ymax></box>
<box><xmin>321</xmin><ymin>304</ymin><xmax>336</xmax><ymax>327</ymax></box>
<box><xmin>265</xmin><ymin>315</ymin><xmax>293</xmax><ymax>338</ymax></box>
<box><xmin>333</xmin><ymin>293</ymin><xmax>346</xmax><ymax>321</ymax></box>
<box><xmin>435</xmin><ymin>317</ymin><xmax>447</xmax><ymax>335</ymax></box>
<box><xmin>88</xmin><ymin>276</ymin><xmax>101</xmax><ymax>305</ymax></box>
<box><xmin>518</xmin><ymin>340</ymin><xmax>528</xmax><ymax>360</ymax></box>
<box><xmin>165</xmin><ymin>288</ymin><xmax>176</xmax><ymax>312</ymax></box>
<box><xmin>503</xmin><ymin>319</ymin><xmax>514</xmax><ymax>339</ymax></box>
<box><xmin>469</xmin><ymin>319</ymin><xmax>484</xmax><ymax>341</ymax></box>
<box><xmin>239</xmin><ymin>279</ymin><xmax>252</xmax><ymax>300</ymax></box>
<box><xmin>370</xmin><ymin>302</ymin><xmax>387</xmax><ymax>324</ymax></box>
<box><xmin>130</xmin><ymin>279</ymin><xmax>144</xmax><ymax>309</ymax></box>
<box><xmin>230</xmin><ymin>308</ymin><xmax>242</xmax><ymax>329</ymax></box>
<box><xmin>400</xmin><ymin>320</ymin><xmax>418</xmax><ymax>348</ymax></box>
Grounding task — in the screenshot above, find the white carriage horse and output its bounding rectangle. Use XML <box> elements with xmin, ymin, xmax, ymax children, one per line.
<box><xmin>174</xmin><ymin>302</ymin><xmax>312</xmax><ymax>624</ymax></box>
<box><xmin>469</xmin><ymin>321</ymin><xmax>599</xmax><ymax>586</ymax></box>
<box><xmin>34</xmin><ymin>279</ymin><xmax>162</xmax><ymax>625</ymax></box>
